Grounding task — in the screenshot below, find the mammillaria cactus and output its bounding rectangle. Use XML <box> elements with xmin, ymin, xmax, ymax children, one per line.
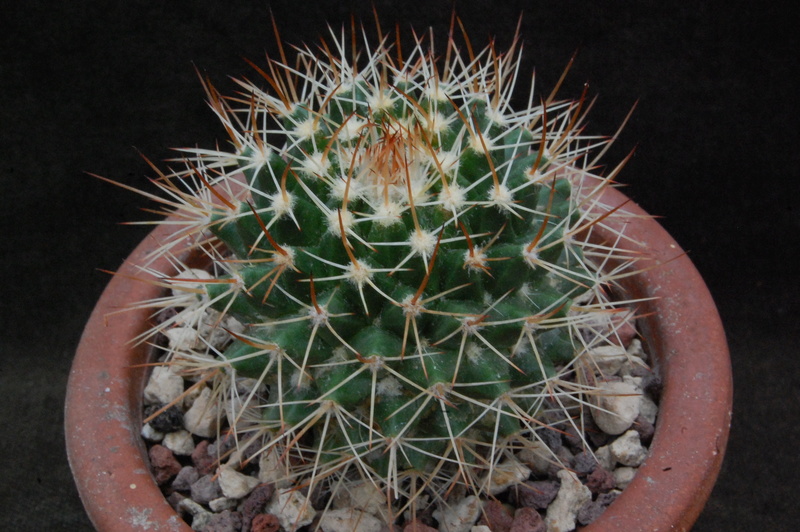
<box><xmin>117</xmin><ymin>18</ymin><xmax>640</xmax><ymax>524</ymax></box>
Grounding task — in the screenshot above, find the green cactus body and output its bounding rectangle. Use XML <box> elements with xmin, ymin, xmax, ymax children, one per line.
<box><xmin>137</xmin><ymin>24</ymin><xmax>636</xmax><ymax>512</ymax></box>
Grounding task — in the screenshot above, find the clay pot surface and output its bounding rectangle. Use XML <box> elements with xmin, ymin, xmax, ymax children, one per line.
<box><xmin>65</xmin><ymin>185</ymin><xmax>732</xmax><ymax>531</ymax></box>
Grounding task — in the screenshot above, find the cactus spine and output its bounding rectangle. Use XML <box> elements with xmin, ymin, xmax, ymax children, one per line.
<box><xmin>129</xmin><ymin>21</ymin><xmax>638</xmax><ymax>521</ymax></box>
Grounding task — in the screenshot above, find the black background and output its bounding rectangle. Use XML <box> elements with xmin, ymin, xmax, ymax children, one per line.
<box><xmin>2</xmin><ymin>1</ymin><xmax>797</xmax><ymax>530</ymax></box>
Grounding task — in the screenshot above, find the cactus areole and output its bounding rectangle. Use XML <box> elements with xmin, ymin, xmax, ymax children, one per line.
<box><xmin>67</xmin><ymin>19</ymin><xmax>731</xmax><ymax>531</ymax></box>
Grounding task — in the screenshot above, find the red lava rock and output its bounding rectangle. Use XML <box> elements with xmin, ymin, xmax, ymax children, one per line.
<box><xmin>191</xmin><ymin>439</ymin><xmax>217</xmax><ymax>476</ymax></box>
<box><xmin>641</xmin><ymin>372</ymin><xmax>663</xmax><ymax>402</ymax></box>
<box><xmin>510</xmin><ymin>507</ymin><xmax>545</xmax><ymax>532</ymax></box>
<box><xmin>171</xmin><ymin>465</ymin><xmax>199</xmax><ymax>492</ymax></box>
<box><xmin>166</xmin><ymin>491</ymin><xmax>185</xmax><ymax>511</ymax></box>
<box><xmin>148</xmin><ymin>444</ymin><xmax>182</xmax><ymax>485</ymax></box>
<box><xmin>403</xmin><ymin>519</ymin><xmax>437</xmax><ymax>532</ymax></box>
<box><xmin>515</xmin><ymin>480</ymin><xmax>560</xmax><ymax>510</ymax></box>
<box><xmin>547</xmin><ymin>447</ymin><xmax>575</xmax><ymax>478</ymax></box>
<box><xmin>241</xmin><ymin>483</ymin><xmax>276</xmax><ymax>531</ymax></box>
<box><xmin>537</xmin><ymin>425</ymin><xmax>563</xmax><ymax>452</ymax></box>
<box><xmin>571</xmin><ymin>450</ymin><xmax>598</xmax><ymax>476</ymax></box>
<box><xmin>586</xmin><ymin>466</ymin><xmax>616</xmax><ymax>494</ymax></box>
<box><xmin>189</xmin><ymin>474</ymin><xmax>222</xmax><ymax>504</ymax></box>
<box><xmin>633</xmin><ymin>414</ymin><xmax>656</xmax><ymax>445</ymax></box>
<box><xmin>577</xmin><ymin>491</ymin><xmax>620</xmax><ymax>526</ymax></box>
<box><xmin>562</xmin><ymin>424</ymin><xmax>583</xmax><ymax>449</ymax></box>
<box><xmin>478</xmin><ymin>500</ymin><xmax>514</xmax><ymax>532</ymax></box>
<box><xmin>250</xmin><ymin>513</ymin><xmax>280</xmax><ymax>532</ymax></box>
<box><xmin>588</xmin><ymin>426</ymin><xmax>614</xmax><ymax>448</ymax></box>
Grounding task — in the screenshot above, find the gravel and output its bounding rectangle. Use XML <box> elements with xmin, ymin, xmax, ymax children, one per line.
<box><xmin>138</xmin><ymin>303</ymin><xmax>660</xmax><ymax>531</ymax></box>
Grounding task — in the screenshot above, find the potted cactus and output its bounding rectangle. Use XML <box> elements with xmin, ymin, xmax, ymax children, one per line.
<box><xmin>66</xmin><ymin>19</ymin><xmax>731</xmax><ymax>532</ymax></box>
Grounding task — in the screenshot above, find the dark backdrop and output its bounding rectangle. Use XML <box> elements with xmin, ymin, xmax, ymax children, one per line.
<box><xmin>2</xmin><ymin>1</ymin><xmax>797</xmax><ymax>530</ymax></box>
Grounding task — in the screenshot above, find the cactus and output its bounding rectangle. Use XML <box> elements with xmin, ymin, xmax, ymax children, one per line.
<box><xmin>122</xmin><ymin>19</ymin><xmax>639</xmax><ymax>523</ymax></box>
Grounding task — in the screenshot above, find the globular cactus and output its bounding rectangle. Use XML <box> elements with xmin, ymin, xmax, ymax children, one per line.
<box><xmin>128</xmin><ymin>20</ymin><xmax>637</xmax><ymax>521</ymax></box>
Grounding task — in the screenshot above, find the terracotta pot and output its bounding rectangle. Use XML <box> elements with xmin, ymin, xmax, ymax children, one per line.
<box><xmin>65</xmin><ymin>185</ymin><xmax>732</xmax><ymax>531</ymax></box>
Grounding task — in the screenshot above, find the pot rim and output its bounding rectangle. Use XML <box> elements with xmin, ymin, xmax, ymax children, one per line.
<box><xmin>65</xmin><ymin>184</ymin><xmax>732</xmax><ymax>531</ymax></box>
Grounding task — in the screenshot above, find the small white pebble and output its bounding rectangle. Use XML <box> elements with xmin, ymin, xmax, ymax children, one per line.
<box><xmin>613</xmin><ymin>466</ymin><xmax>637</xmax><ymax>489</ymax></box>
<box><xmin>627</xmin><ymin>338</ymin><xmax>645</xmax><ymax>359</ymax></box>
<box><xmin>163</xmin><ymin>430</ymin><xmax>195</xmax><ymax>456</ymax></box>
<box><xmin>639</xmin><ymin>393</ymin><xmax>659</xmax><ymax>425</ymax></box>
<box><xmin>623</xmin><ymin>374</ymin><xmax>643</xmax><ymax>388</ymax></box>
<box><xmin>209</xmin><ymin>496</ymin><xmax>238</xmax><ymax>512</ymax></box>
<box><xmin>170</xmin><ymin>268</ymin><xmax>213</xmax><ymax>297</ymax></box>
<box><xmin>164</xmin><ymin>327</ymin><xmax>201</xmax><ymax>351</ymax></box>
<box><xmin>332</xmin><ymin>481</ymin><xmax>387</xmax><ymax>520</ymax></box>
<box><xmin>258</xmin><ymin>450</ymin><xmax>293</xmax><ymax>489</ymax></box>
<box><xmin>177</xmin><ymin>498</ymin><xmax>211</xmax><ymax>531</ymax></box>
<box><xmin>588</xmin><ymin>345</ymin><xmax>628</xmax><ymax>376</ymax></box>
<box><xmin>516</xmin><ymin>441</ymin><xmax>552</xmax><ymax>476</ymax></box>
<box><xmin>183</xmin><ymin>387</ymin><xmax>219</xmax><ymax>438</ymax></box>
<box><xmin>432</xmin><ymin>495</ymin><xmax>481</xmax><ymax>532</ymax></box>
<box><xmin>218</xmin><ymin>465</ymin><xmax>260</xmax><ymax>499</ymax></box>
<box><xmin>591</xmin><ymin>380</ymin><xmax>641</xmax><ymax>435</ymax></box>
<box><xmin>317</xmin><ymin>508</ymin><xmax>383</xmax><ymax>532</ymax></box>
<box><xmin>481</xmin><ymin>457</ymin><xmax>531</xmax><ymax>495</ymax></box>
<box><xmin>140</xmin><ymin>423</ymin><xmax>163</xmax><ymax>442</ymax></box>
<box><xmin>267</xmin><ymin>489</ymin><xmax>316</xmax><ymax>531</ymax></box>
<box><xmin>143</xmin><ymin>365</ymin><xmax>184</xmax><ymax>406</ymax></box>
<box><xmin>545</xmin><ymin>469</ymin><xmax>592</xmax><ymax>532</ymax></box>
<box><xmin>610</xmin><ymin>430</ymin><xmax>648</xmax><ymax>467</ymax></box>
<box><xmin>594</xmin><ymin>445</ymin><xmax>614</xmax><ymax>471</ymax></box>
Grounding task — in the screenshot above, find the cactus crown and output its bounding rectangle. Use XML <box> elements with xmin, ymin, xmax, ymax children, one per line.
<box><xmin>128</xmin><ymin>19</ymin><xmax>639</xmax><ymax>522</ymax></box>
